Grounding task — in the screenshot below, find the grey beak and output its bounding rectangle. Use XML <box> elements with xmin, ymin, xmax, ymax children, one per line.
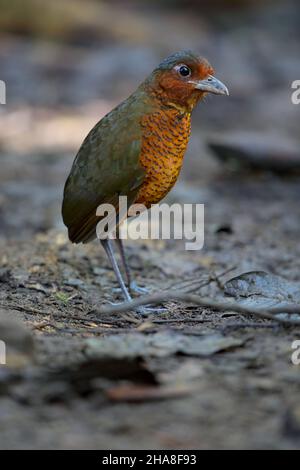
<box><xmin>194</xmin><ymin>75</ymin><xmax>229</xmax><ymax>96</ymax></box>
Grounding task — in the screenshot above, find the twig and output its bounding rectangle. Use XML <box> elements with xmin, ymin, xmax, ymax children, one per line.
<box><xmin>94</xmin><ymin>291</ymin><xmax>300</xmax><ymax>326</ymax></box>
<box><xmin>46</xmin><ymin>326</ymin><xmax>139</xmax><ymax>335</ymax></box>
<box><xmin>221</xmin><ymin>322</ymin><xmax>278</xmax><ymax>333</ymax></box>
<box><xmin>151</xmin><ymin>318</ymin><xmax>210</xmax><ymax>324</ymax></box>
<box><xmin>166</xmin><ymin>265</ymin><xmax>236</xmax><ymax>293</ymax></box>
<box><xmin>32</xmin><ymin>321</ymin><xmax>60</xmax><ymax>331</ymax></box>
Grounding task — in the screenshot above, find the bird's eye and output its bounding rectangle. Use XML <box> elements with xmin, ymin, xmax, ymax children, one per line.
<box><xmin>178</xmin><ymin>65</ymin><xmax>191</xmax><ymax>77</ymax></box>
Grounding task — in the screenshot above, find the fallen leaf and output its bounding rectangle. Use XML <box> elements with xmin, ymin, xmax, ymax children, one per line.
<box><xmin>224</xmin><ymin>271</ymin><xmax>300</xmax><ymax>317</ymax></box>
<box><xmin>84</xmin><ymin>331</ymin><xmax>244</xmax><ymax>360</ymax></box>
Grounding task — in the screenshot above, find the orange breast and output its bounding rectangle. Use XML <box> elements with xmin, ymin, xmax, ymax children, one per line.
<box><xmin>135</xmin><ymin>108</ymin><xmax>191</xmax><ymax>207</ymax></box>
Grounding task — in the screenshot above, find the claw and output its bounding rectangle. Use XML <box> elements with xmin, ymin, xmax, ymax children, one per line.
<box><xmin>129</xmin><ymin>281</ymin><xmax>150</xmax><ymax>295</ymax></box>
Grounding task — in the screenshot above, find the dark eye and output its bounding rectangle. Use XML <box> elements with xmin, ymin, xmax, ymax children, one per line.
<box><xmin>179</xmin><ymin>65</ymin><xmax>191</xmax><ymax>77</ymax></box>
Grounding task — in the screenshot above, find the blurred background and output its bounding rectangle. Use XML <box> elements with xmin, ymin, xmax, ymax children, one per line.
<box><xmin>0</xmin><ymin>0</ymin><xmax>299</xmax><ymax>239</ymax></box>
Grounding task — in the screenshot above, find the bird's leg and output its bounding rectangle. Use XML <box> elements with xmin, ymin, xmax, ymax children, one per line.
<box><xmin>115</xmin><ymin>236</ymin><xmax>149</xmax><ymax>294</ymax></box>
<box><xmin>100</xmin><ymin>239</ymin><xmax>132</xmax><ymax>303</ymax></box>
<box><xmin>101</xmin><ymin>239</ymin><xmax>165</xmax><ymax>316</ymax></box>
<box><xmin>114</xmin><ymin>237</ymin><xmax>131</xmax><ymax>288</ymax></box>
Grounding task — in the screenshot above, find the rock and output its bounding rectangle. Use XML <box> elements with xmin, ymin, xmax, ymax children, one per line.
<box><xmin>0</xmin><ymin>310</ymin><xmax>35</xmax><ymax>368</ymax></box>
<box><xmin>208</xmin><ymin>132</ymin><xmax>300</xmax><ymax>172</ymax></box>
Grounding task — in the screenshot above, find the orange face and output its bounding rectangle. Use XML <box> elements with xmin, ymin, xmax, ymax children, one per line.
<box><xmin>146</xmin><ymin>51</ymin><xmax>228</xmax><ymax>112</ymax></box>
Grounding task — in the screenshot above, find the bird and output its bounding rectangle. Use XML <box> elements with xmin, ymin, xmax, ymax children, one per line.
<box><xmin>62</xmin><ymin>50</ymin><xmax>228</xmax><ymax>310</ymax></box>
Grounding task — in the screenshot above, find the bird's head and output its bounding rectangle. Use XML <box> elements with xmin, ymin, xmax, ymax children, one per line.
<box><xmin>144</xmin><ymin>50</ymin><xmax>229</xmax><ymax>112</ymax></box>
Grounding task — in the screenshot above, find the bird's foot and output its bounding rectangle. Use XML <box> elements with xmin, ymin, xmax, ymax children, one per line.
<box><xmin>136</xmin><ymin>305</ymin><xmax>168</xmax><ymax>316</ymax></box>
<box><xmin>129</xmin><ymin>281</ymin><xmax>150</xmax><ymax>295</ymax></box>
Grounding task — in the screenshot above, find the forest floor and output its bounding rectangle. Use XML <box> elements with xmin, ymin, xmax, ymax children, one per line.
<box><xmin>1</xmin><ymin>154</ymin><xmax>300</xmax><ymax>449</ymax></box>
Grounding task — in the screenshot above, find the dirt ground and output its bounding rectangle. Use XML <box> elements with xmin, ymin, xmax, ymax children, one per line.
<box><xmin>0</xmin><ymin>0</ymin><xmax>300</xmax><ymax>450</ymax></box>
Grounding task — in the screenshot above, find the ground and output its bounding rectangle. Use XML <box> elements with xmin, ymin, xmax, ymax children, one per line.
<box><xmin>0</xmin><ymin>0</ymin><xmax>300</xmax><ymax>450</ymax></box>
<box><xmin>1</xmin><ymin>159</ymin><xmax>300</xmax><ymax>449</ymax></box>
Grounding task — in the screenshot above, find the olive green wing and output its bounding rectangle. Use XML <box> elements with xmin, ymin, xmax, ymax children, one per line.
<box><xmin>62</xmin><ymin>100</ymin><xmax>145</xmax><ymax>244</ymax></box>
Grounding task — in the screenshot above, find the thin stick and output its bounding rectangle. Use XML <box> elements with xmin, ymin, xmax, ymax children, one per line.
<box><xmin>93</xmin><ymin>292</ymin><xmax>300</xmax><ymax>326</ymax></box>
<box><xmin>165</xmin><ymin>265</ymin><xmax>236</xmax><ymax>293</ymax></box>
<box><xmin>221</xmin><ymin>322</ymin><xmax>278</xmax><ymax>332</ymax></box>
<box><xmin>151</xmin><ymin>318</ymin><xmax>210</xmax><ymax>324</ymax></box>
